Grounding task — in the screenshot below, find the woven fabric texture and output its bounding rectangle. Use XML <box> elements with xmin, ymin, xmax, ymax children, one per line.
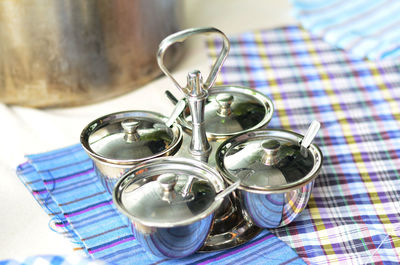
<box><xmin>15</xmin><ymin>151</ymin><xmax>305</xmax><ymax>263</ymax></box>
<box><xmin>292</xmin><ymin>0</ymin><xmax>400</xmax><ymax>60</ymax></box>
<box><xmin>0</xmin><ymin>255</ymin><xmax>110</xmax><ymax>265</ymax></box>
<box><xmin>207</xmin><ymin>25</ymin><xmax>400</xmax><ymax>264</ymax></box>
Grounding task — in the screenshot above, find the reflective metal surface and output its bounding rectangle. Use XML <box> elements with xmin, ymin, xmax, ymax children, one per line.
<box><xmin>166</xmin><ymin>99</ymin><xmax>186</xmax><ymax>128</ymax></box>
<box><xmin>300</xmin><ymin>120</ymin><xmax>321</xmax><ymax>157</ymax></box>
<box><xmin>0</xmin><ymin>0</ymin><xmax>182</xmax><ymax>108</ymax></box>
<box><xmin>176</xmin><ymin>133</ymin><xmax>263</xmax><ymax>251</ymax></box>
<box><xmin>186</xmin><ymin>71</ymin><xmax>211</xmax><ymax>160</ymax></box>
<box><xmin>81</xmin><ymin>26</ymin><xmax>324</xmax><ymax>256</ymax></box>
<box><xmin>157</xmin><ymin>27</ymin><xmax>230</xmax><ymax>94</ymax></box>
<box><xmin>216</xmin><ymin>129</ymin><xmax>323</xmax><ymax>193</ymax></box>
<box><xmin>132</xmin><ymin>214</ymin><xmax>214</xmax><ymax>258</ymax></box>
<box><xmin>155</xmin><ymin>27</ymin><xmax>269</xmax><ymax>252</ymax></box>
<box><xmin>114</xmin><ymin>157</ymin><xmax>225</xmax><ymax>227</ymax></box>
<box><xmin>215</xmin><ymin>128</ymin><xmax>323</xmax><ymax>228</ymax></box>
<box><xmin>178</xmin><ymin>85</ymin><xmax>274</xmax><ymax>141</ymax></box>
<box><xmin>241</xmin><ymin>180</ymin><xmax>315</xmax><ymax>228</ymax></box>
<box><xmin>199</xmin><ymin>192</ymin><xmax>262</xmax><ymax>252</ymax></box>
<box><xmin>80</xmin><ymin>110</ymin><xmax>182</xmax><ymax>193</ymax></box>
<box><xmin>113</xmin><ymin>157</ymin><xmax>225</xmax><ymax>258</ymax></box>
<box><xmin>157</xmin><ymin>27</ymin><xmax>231</xmax><ymax>161</ymax></box>
<box><xmin>84</xmin><ymin>114</ymin><xmax>178</xmax><ymax>161</ymax></box>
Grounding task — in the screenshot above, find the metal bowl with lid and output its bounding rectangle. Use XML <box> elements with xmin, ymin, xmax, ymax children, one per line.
<box><xmin>80</xmin><ymin>110</ymin><xmax>182</xmax><ymax>193</ymax></box>
<box><xmin>113</xmin><ymin>157</ymin><xmax>237</xmax><ymax>258</ymax></box>
<box><xmin>168</xmin><ymin>85</ymin><xmax>274</xmax><ymax>142</ymax></box>
<box><xmin>215</xmin><ymin>121</ymin><xmax>323</xmax><ymax>228</ymax></box>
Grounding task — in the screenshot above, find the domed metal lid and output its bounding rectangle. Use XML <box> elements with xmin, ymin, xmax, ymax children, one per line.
<box><xmin>216</xmin><ymin>127</ymin><xmax>323</xmax><ymax>193</ymax></box>
<box><xmin>80</xmin><ymin>111</ymin><xmax>182</xmax><ymax>165</ymax></box>
<box><xmin>113</xmin><ymin>157</ymin><xmax>226</xmax><ymax>227</ymax></box>
<box><xmin>178</xmin><ymin>85</ymin><xmax>274</xmax><ymax>141</ymax></box>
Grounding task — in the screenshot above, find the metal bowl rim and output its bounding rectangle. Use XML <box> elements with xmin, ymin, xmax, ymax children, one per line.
<box><xmin>177</xmin><ymin>85</ymin><xmax>274</xmax><ymax>141</ymax></box>
<box><xmin>112</xmin><ymin>157</ymin><xmax>225</xmax><ymax>228</ymax></box>
<box><xmin>215</xmin><ymin>129</ymin><xmax>323</xmax><ymax>194</ymax></box>
<box><xmin>80</xmin><ymin>110</ymin><xmax>183</xmax><ymax>165</ymax></box>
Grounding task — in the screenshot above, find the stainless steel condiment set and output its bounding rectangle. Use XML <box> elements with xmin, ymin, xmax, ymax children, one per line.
<box><xmin>80</xmin><ymin>27</ymin><xmax>324</xmax><ymax>259</ymax></box>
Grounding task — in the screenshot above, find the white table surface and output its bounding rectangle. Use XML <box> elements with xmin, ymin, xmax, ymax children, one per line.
<box><xmin>0</xmin><ymin>0</ymin><xmax>295</xmax><ymax>260</ymax></box>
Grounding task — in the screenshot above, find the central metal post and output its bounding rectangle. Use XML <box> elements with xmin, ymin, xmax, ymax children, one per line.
<box><xmin>186</xmin><ymin>70</ymin><xmax>211</xmax><ymax>162</ymax></box>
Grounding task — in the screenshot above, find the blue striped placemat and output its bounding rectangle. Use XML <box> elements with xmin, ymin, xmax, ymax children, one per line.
<box><xmin>0</xmin><ymin>255</ymin><xmax>110</xmax><ymax>265</ymax></box>
<box><xmin>15</xmin><ymin>144</ymin><xmax>305</xmax><ymax>265</ymax></box>
<box><xmin>292</xmin><ymin>0</ymin><xmax>400</xmax><ymax>60</ymax></box>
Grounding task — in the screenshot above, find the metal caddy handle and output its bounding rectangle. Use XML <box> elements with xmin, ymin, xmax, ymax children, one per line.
<box><xmin>157</xmin><ymin>27</ymin><xmax>230</xmax><ymax>161</ymax></box>
<box><xmin>157</xmin><ymin>27</ymin><xmax>230</xmax><ymax>94</ymax></box>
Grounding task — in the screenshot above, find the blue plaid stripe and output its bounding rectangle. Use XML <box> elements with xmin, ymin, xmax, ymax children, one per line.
<box><xmin>16</xmin><ymin>144</ymin><xmax>304</xmax><ymax>264</ymax></box>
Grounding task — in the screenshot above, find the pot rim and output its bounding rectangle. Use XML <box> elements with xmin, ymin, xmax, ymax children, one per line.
<box><xmin>112</xmin><ymin>157</ymin><xmax>225</xmax><ymax>228</ymax></box>
<box><xmin>80</xmin><ymin>110</ymin><xmax>183</xmax><ymax>165</ymax></box>
<box><xmin>177</xmin><ymin>85</ymin><xmax>274</xmax><ymax>141</ymax></box>
<box><xmin>216</xmin><ymin>129</ymin><xmax>323</xmax><ymax>194</ymax></box>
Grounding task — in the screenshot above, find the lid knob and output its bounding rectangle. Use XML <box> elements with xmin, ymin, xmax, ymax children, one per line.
<box><xmin>261</xmin><ymin>140</ymin><xmax>281</xmax><ymax>166</ymax></box>
<box><xmin>121</xmin><ymin>119</ymin><xmax>140</xmax><ymax>143</ymax></box>
<box><xmin>158</xmin><ymin>173</ymin><xmax>177</xmax><ymax>202</ymax></box>
<box><xmin>216</xmin><ymin>93</ymin><xmax>233</xmax><ymax>117</ymax></box>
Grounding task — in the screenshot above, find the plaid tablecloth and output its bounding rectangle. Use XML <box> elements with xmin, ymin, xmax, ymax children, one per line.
<box><xmin>207</xmin><ymin>25</ymin><xmax>400</xmax><ymax>264</ymax></box>
<box><xmin>292</xmin><ymin>0</ymin><xmax>400</xmax><ymax>60</ymax></box>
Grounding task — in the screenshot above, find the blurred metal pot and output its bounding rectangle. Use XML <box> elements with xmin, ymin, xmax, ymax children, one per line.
<box><xmin>0</xmin><ymin>0</ymin><xmax>182</xmax><ymax>108</ymax></box>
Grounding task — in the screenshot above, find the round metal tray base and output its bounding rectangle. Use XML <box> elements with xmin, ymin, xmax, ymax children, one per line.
<box><xmin>198</xmin><ymin>195</ymin><xmax>262</xmax><ymax>252</ymax></box>
<box><xmin>199</xmin><ymin>219</ymin><xmax>262</xmax><ymax>252</ymax></box>
<box><xmin>176</xmin><ymin>136</ymin><xmax>263</xmax><ymax>252</ymax></box>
